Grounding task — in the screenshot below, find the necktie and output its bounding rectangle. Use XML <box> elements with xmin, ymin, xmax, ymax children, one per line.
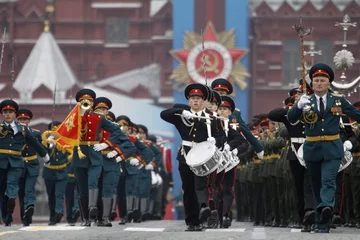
<box><xmin>319</xmin><ymin>97</ymin><xmax>325</xmax><ymax>116</ymax></box>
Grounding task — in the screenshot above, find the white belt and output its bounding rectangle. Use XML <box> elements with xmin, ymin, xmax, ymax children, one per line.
<box><xmin>291</xmin><ymin>138</ymin><xmax>305</xmax><ymax>144</ymax></box>
<box><xmin>182</xmin><ymin>141</ymin><xmax>198</xmax><ymax>147</ymax></box>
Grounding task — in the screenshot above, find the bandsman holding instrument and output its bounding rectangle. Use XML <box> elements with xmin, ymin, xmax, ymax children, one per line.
<box><xmin>288</xmin><ymin>63</ymin><xmax>360</xmax><ymax>233</ymax></box>
<box><xmin>161</xmin><ymin>83</ymin><xmax>225</xmax><ymax>231</ymax></box>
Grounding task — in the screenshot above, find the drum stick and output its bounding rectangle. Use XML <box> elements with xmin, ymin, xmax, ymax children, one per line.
<box><xmin>175</xmin><ymin>113</ymin><xmax>227</xmax><ymax>121</ymax></box>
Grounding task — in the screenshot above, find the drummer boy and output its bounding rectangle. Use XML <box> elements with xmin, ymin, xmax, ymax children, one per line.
<box><xmin>160</xmin><ymin>83</ymin><xmax>225</xmax><ymax>231</ymax></box>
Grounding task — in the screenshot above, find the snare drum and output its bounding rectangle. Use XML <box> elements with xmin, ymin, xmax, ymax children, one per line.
<box><xmin>185</xmin><ymin>141</ymin><xmax>221</xmax><ymax>176</ymax></box>
<box><xmin>224</xmin><ymin>153</ymin><xmax>240</xmax><ymax>173</ymax></box>
<box><xmin>217</xmin><ymin>149</ymin><xmax>231</xmax><ymax>173</ymax></box>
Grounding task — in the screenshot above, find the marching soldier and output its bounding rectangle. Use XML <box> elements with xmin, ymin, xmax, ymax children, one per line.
<box><xmin>43</xmin><ymin>121</ymin><xmax>70</xmax><ymax>225</ymax></box>
<box><xmin>160</xmin><ymin>83</ymin><xmax>225</xmax><ymax>231</ymax></box>
<box><xmin>71</xmin><ymin>89</ymin><xmax>135</xmax><ymax>226</ymax></box>
<box><xmin>16</xmin><ymin>109</ymin><xmax>43</xmax><ymax>226</ymax></box>
<box><xmin>211</xmin><ymin>78</ymin><xmax>264</xmax><ymax>159</ymax></box>
<box><xmin>217</xmin><ymin>96</ymin><xmax>249</xmax><ymax>228</ymax></box>
<box><xmin>0</xmin><ymin>100</ymin><xmax>49</xmax><ymax>226</ymax></box>
<box><xmin>92</xmin><ymin>97</ymin><xmax>121</xmax><ymax>227</ymax></box>
<box><xmin>137</xmin><ymin>125</ymin><xmax>156</xmax><ymax>221</ymax></box>
<box><xmin>288</xmin><ymin>63</ymin><xmax>360</xmax><ymax>233</ymax></box>
<box><xmin>268</xmin><ymin>87</ymin><xmax>316</xmax><ymax>232</ymax></box>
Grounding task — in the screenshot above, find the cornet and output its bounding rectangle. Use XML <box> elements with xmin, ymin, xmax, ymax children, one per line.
<box><xmin>80</xmin><ymin>99</ymin><xmax>92</xmax><ymax>111</ymax></box>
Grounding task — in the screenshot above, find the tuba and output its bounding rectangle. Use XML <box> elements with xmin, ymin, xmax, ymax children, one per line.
<box><xmin>80</xmin><ymin>99</ymin><xmax>92</xmax><ymax>111</ymax></box>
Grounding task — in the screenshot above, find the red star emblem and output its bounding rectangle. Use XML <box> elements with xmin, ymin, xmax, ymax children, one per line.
<box><xmin>170</xmin><ymin>22</ymin><xmax>250</xmax><ymax>90</ymax></box>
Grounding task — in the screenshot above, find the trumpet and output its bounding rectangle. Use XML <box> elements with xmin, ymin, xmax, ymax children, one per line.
<box><xmin>80</xmin><ymin>99</ymin><xmax>92</xmax><ymax>111</ymax></box>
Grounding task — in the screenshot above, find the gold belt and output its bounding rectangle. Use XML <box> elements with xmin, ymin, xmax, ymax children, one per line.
<box><xmin>306</xmin><ymin>134</ymin><xmax>340</xmax><ymax>142</ymax></box>
<box><xmin>0</xmin><ymin>149</ymin><xmax>22</xmax><ymax>155</ymax></box>
<box><xmin>102</xmin><ymin>150</ymin><xmax>111</xmax><ymax>155</ymax></box>
<box><xmin>253</xmin><ymin>160</ymin><xmax>261</xmax><ymax>164</ymax></box>
<box><xmin>79</xmin><ymin>141</ymin><xmax>99</xmax><ymax>146</ymax></box>
<box><xmin>45</xmin><ymin>163</ymin><xmax>68</xmax><ymax>170</ymax></box>
<box><xmin>68</xmin><ymin>173</ymin><xmax>75</xmax><ymax>178</ymax></box>
<box><xmin>23</xmin><ymin>155</ymin><xmax>38</xmax><ymax>161</ymax></box>
<box><xmin>352</xmin><ymin>152</ymin><xmax>360</xmax><ymax>157</ymax></box>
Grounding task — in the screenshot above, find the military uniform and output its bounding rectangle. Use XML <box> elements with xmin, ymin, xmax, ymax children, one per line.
<box><xmin>211</xmin><ymin>78</ymin><xmax>264</xmax><ymax>154</ymax></box>
<box><xmin>268</xmin><ymin>101</ymin><xmax>316</xmax><ymax>229</ymax></box>
<box><xmin>160</xmin><ymin>83</ymin><xmax>225</xmax><ymax>231</ymax></box>
<box><xmin>70</xmin><ymin>89</ymin><xmax>136</xmax><ymax>226</ymax></box>
<box><xmin>0</xmin><ymin>100</ymin><xmax>48</xmax><ymax>226</ymax></box>
<box><xmin>43</xmin><ymin>121</ymin><xmax>69</xmax><ymax>225</ymax></box>
<box><xmin>65</xmin><ymin>161</ymin><xmax>80</xmax><ymax>225</ymax></box>
<box><xmin>288</xmin><ymin>63</ymin><xmax>360</xmax><ymax>232</ymax></box>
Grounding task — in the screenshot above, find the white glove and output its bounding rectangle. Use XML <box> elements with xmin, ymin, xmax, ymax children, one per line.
<box><xmin>223</xmin><ymin>144</ymin><xmax>230</xmax><ymax>151</ymax></box>
<box><xmin>47</xmin><ymin>135</ymin><xmax>55</xmax><ymax>141</ymax></box>
<box><xmin>297</xmin><ymin>95</ymin><xmax>311</xmax><ymax>109</ymax></box>
<box><xmin>232</xmin><ymin>148</ymin><xmax>238</xmax><ymax>156</ymax></box>
<box><xmin>156</xmin><ymin>173</ymin><xmax>163</xmax><ymax>186</ymax></box>
<box><xmin>151</xmin><ymin>171</ymin><xmax>158</xmax><ymax>186</ymax></box>
<box><xmin>115</xmin><ymin>156</ymin><xmax>123</xmax><ymax>162</ymax></box>
<box><xmin>42</xmin><ymin>154</ymin><xmax>50</xmax><ymax>164</ymax></box>
<box><xmin>207</xmin><ymin>137</ymin><xmax>216</xmax><ymax>145</ymax></box>
<box><xmin>182</xmin><ymin>110</ymin><xmax>193</xmax><ymax>120</ymax></box>
<box><xmin>257</xmin><ymin>150</ymin><xmax>264</xmax><ymax>159</ymax></box>
<box><xmin>107</xmin><ymin>150</ymin><xmax>118</xmax><ymax>158</ymax></box>
<box><xmin>343</xmin><ymin>140</ymin><xmax>353</xmax><ymax>151</ymax></box>
<box><xmin>93</xmin><ymin>143</ymin><xmax>109</xmax><ymax>151</ymax></box>
<box><xmin>145</xmin><ymin>163</ymin><xmax>154</xmax><ymax>170</ymax></box>
<box><xmin>129</xmin><ymin>158</ymin><xmax>139</xmax><ymax>166</ymax></box>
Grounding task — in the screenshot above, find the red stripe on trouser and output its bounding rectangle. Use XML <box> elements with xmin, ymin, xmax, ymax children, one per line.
<box><xmin>226</xmin><ymin>168</ymin><xmax>236</xmax><ymax>216</ymax></box>
<box><xmin>206</xmin><ymin>173</ymin><xmax>212</xmax><ymax>206</ymax></box>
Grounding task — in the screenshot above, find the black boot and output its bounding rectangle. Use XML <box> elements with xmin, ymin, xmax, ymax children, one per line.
<box><xmin>88</xmin><ymin>189</ymin><xmax>99</xmax><ymax>221</ymax></box>
<box><xmin>133</xmin><ymin>197</ymin><xmax>141</xmax><ymax>223</ymax></box>
<box><xmin>80</xmin><ymin>197</ymin><xmax>91</xmax><ymax>227</ymax></box>
<box><xmin>99</xmin><ymin>198</ymin><xmax>112</xmax><ymax>227</ymax></box>
<box><xmin>23</xmin><ymin>205</ymin><xmax>34</xmax><ymax>226</ymax></box>
<box><xmin>126</xmin><ymin>196</ymin><xmax>134</xmax><ymax>223</ymax></box>
<box><xmin>5</xmin><ymin>198</ymin><xmax>16</xmax><ymax>226</ymax></box>
<box><xmin>109</xmin><ymin>195</ymin><xmax>117</xmax><ymax>221</ymax></box>
<box><xmin>140</xmin><ymin>198</ymin><xmax>148</xmax><ymax>222</ymax></box>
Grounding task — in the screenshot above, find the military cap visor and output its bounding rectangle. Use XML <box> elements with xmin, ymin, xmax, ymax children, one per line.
<box><xmin>17</xmin><ymin>109</ymin><xmax>33</xmax><ymax>119</ymax></box>
<box><xmin>219</xmin><ymin>96</ymin><xmax>235</xmax><ymax>113</ymax></box>
<box><xmin>184</xmin><ymin>83</ymin><xmax>209</xmax><ymax>100</ymax></box>
<box><xmin>309</xmin><ymin>63</ymin><xmax>334</xmax><ymax>82</ymax></box>
<box><xmin>137</xmin><ymin>124</ymin><xmax>148</xmax><ymax>135</ymax></box>
<box><xmin>106</xmin><ymin>111</ymin><xmax>116</xmax><ymax>122</ymax></box>
<box><xmin>211</xmin><ymin>78</ymin><xmax>233</xmax><ymax>95</ymax></box>
<box><xmin>116</xmin><ymin>115</ymin><xmax>131</xmax><ymax>126</ymax></box>
<box><xmin>0</xmin><ymin>99</ymin><xmax>19</xmax><ymax>112</ymax></box>
<box><xmin>75</xmin><ymin>88</ymin><xmax>96</xmax><ymax>102</ymax></box>
<box><xmin>289</xmin><ymin>88</ymin><xmax>302</xmax><ymax>97</ymax></box>
<box><xmin>94</xmin><ymin>97</ymin><xmax>112</xmax><ymax>110</ymax></box>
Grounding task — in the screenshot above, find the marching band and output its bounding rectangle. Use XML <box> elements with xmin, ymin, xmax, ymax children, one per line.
<box><xmin>0</xmin><ymin>62</ymin><xmax>360</xmax><ymax>234</ymax></box>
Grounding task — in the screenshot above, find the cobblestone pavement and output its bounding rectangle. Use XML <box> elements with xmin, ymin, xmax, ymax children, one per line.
<box><xmin>1</xmin><ymin>220</ymin><xmax>359</xmax><ymax>240</ymax></box>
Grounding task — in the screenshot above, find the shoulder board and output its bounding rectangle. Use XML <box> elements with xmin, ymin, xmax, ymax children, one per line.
<box><xmin>31</xmin><ymin>128</ymin><xmax>40</xmax><ymax>132</ymax></box>
<box><xmin>19</xmin><ymin>122</ymin><xmax>27</xmax><ymax>126</ymax></box>
<box><xmin>331</xmin><ymin>92</ymin><xmax>344</xmax><ymax>97</ymax></box>
<box><xmin>235</xmin><ymin>108</ymin><xmax>240</xmax><ymax>112</ymax></box>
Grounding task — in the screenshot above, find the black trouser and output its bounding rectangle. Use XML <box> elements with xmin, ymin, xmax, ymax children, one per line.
<box><xmin>222</xmin><ymin>168</ymin><xmax>236</xmax><ymax>219</ymax></box>
<box><xmin>117</xmin><ymin>175</ymin><xmax>126</xmax><ymax>218</ymax></box>
<box><xmin>333</xmin><ymin>171</ymin><xmax>345</xmax><ymax>216</ymax></box>
<box><xmin>18</xmin><ymin>177</ymin><xmax>26</xmax><ymax>220</ymax></box>
<box><xmin>178</xmin><ymin>162</ymin><xmax>211</xmax><ymax>226</ymax></box>
<box><xmin>251</xmin><ymin>182</ymin><xmax>262</xmax><ymax>223</ymax></box>
<box><xmin>289</xmin><ymin>160</ymin><xmax>315</xmax><ymax>221</ymax></box>
<box><xmin>66</xmin><ymin>182</ymin><xmax>76</xmax><ymax>223</ymax></box>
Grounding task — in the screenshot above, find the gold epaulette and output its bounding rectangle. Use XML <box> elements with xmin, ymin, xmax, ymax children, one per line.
<box><xmin>331</xmin><ymin>92</ymin><xmax>344</xmax><ymax>97</ymax></box>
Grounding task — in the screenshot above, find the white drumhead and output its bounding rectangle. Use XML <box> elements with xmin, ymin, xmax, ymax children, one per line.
<box><xmin>186</xmin><ymin>141</ymin><xmax>216</xmax><ymax>167</ymax></box>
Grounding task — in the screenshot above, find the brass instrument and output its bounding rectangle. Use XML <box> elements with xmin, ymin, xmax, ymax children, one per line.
<box><xmin>80</xmin><ymin>99</ymin><xmax>92</xmax><ymax>111</ymax></box>
<box><xmin>293</xmin><ymin>17</ymin><xmax>318</xmax><ymax>125</ymax></box>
